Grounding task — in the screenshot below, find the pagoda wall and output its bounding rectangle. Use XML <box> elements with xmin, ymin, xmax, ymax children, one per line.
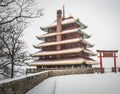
<box><xmin>44</xmin><ymin>32</ymin><xmax>82</xmax><ymax>43</ymax></box>
<box><xmin>45</xmin><ymin>36</ymin><xmax>56</xmax><ymax>42</ymax></box>
<box><xmin>62</xmin><ymin>23</ymin><xmax>80</xmax><ymax>31</ymax></box>
<box><xmin>47</xmin><ymin>23</ymin><xmax>80</xmax><ymax>34</ymax></box>
<box><xmin>62</xmin><ymin>32</ymin><xmax>80</xmax><ymax>40</ymax></box>
<box><xmin>41</xmin><ymin>42</ymin><xmax>86</xmax><ymax>51</ymax></box>
<box><xmin>39</xmin><ymin>52</ymin><xmax>89</xmax><ymax>60</ymax></box>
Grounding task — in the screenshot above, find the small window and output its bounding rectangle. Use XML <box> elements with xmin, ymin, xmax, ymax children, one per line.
<box><xmin>69</xmin><ymin>34</ymin><xmax>73</xmax><ymax>38</ymax></box>
<box><xmin>49</xmin><ymin>56</ymin><xmax>52</xmax><ymax>58</ymax></box>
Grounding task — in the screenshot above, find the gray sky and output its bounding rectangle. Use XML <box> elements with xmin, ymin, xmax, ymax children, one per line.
<box><xmin>23</xmin><ymin>0</ymin><xmax>120</xmax><ymax>67</ymax></box>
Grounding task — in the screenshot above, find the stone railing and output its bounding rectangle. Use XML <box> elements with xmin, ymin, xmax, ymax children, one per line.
<box><xmin>0</xmin><ymin>68</ymin><xmax>94</xmax><ymax>94</ymax></box>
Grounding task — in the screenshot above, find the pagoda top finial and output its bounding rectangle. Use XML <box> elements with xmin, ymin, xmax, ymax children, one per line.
<box><xmin>62</xmin><ymin>5</ymin><xmax>65</xmax><ymax>20</ymax></box>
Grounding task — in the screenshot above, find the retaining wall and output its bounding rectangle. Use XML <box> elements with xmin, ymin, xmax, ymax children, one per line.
<box><xmin>0</xmin><ymin>68</ymin><xmax>95</xmax><ymax>94</ymax></box>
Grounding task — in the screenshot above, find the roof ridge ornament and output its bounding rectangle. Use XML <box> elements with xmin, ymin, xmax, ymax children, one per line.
<box><xmin>69</xmin><ymin>13</ymin><xmax>73</xmax><ymax>18</ymax></box>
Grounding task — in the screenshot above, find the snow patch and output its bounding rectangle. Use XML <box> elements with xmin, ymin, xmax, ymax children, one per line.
<box><xmin>26</xmin><ymin>73</ymin><xmax>120</xmax><ymax>94</ymax></box>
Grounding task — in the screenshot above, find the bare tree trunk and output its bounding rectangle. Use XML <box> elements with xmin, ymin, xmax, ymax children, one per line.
<box><xmin>11</xmin><ymin>56</ymin><xmax>14</xmax><ymax>78</ymax></box>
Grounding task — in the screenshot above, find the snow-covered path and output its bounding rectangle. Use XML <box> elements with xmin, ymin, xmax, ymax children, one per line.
<box><xmin>26</xmin><ymin>73</ymin><xmax>120</xmax><ymax>94</ymax></box>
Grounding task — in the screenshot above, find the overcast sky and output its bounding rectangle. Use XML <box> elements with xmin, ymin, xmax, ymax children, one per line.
<box><xmin>23</xmin><ymin>0</ymin><xmax>120</xmax><ymax>67</ymax></box>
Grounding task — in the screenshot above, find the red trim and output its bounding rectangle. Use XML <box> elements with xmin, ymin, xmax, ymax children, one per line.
<box><xmin>99</xmin><ymin>52</ymin><xmax>103</xmax><ymax>73</ymax></box>
<box><xmin>97</xmin><ymin>50</ymin><xmax>118</xmax><ymax>52</ymax></box>
<box><xmin>113</xmin><ymin>51</ymin><xmax>117</xmax><ymax>73</ymax></box>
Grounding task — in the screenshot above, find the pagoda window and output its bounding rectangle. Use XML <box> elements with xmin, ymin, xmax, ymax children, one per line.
<box><xmin>47</xmin><ymin>38</ymin><xmax>50</xmax><ymax>42</ymax></box>
<box><xmin>62</xmin><ymin>35</ymin><xmax>67</xmax><ymax>40</ymax></box>
<box><xmin>39</xmin><ymin>56</ymin><xmax>42</xmax><ymax>59</ymax></box>
<box><xmin>49</xmin><ymin>55</ymin><xmax>52</xmax><ymax>58</ymax></box>
<box><xmin>61</xmin><ymin>54</ymin><xmax>67</xmax><ymax>58</ymax></box>
<box><xmin>70</xmin><ymin>43</ymin><xmax>74</xmax><ymax>47</ymax></box>
<box><xmin>47</xmin><ymin>46</ymin><xmax>56</xmax><ymax>50</ymax></box>
<box><xmin>62</xmin><ymin>25</ymin><xmax>67</xmax><ymax>30</ymax></box>
<box><xmin>69</xmin><ymin>33</ymin><xmax>73</xmax><ymax>38</ymax></box>
<box><xmin>42</xmin><ymin>46</ymin><xmax>56</xmax><ymax>51</ymax></box>
<box><xmin>71</xmin><ymin>23</ymin><xmax>75</xmax><ymax>28</ymax></box>
<box><xmin>52</xmin><ymin>55</ymin><xmax>56</xmax><ymax>59</ymax></box>
<box><xmin>75</xmin><ymin>23</ymin><xmax>80</xmax><ymax>28</ymax></box>
<box><xmin>72</xmin><ymin>54</ymin><xmax>75</xmax><ymax>57</ymax></box>
<box><xmin>80</xmin><ymin>43</ymin><xmax>84</xmax><ymax>48</ymax></box>
<box><xmin>43</xmin><ymin>56</ymin><xmax>45</xmax><ymax>60</ymax></box>
<box><xmin>62</xmin><ymin>44</ymin><xmax>66</xmax><ymax>48</ymax></box>
<box><xmin>62</xmin><ymin>43</ymin><xmax>79</xmax><ymax>49</ymax></box>
<box><xmin>62</xmin><ymin>33</ymin><xmax>77</xmax><ymax>40</ymax></box>
<box><xmin>48</xmin><ymin>27</ymin><xmax>56</xmax><ymax>33</ymax></box>
<box><xmin>45</xmin><ymin>36</ymin><xmax>56</xmax><ymax>42</ymax></box>
<box><xmin>78</xmin><ymin>33</ymin><xmax>83</xmax><ymax>38</ymax></box>
<box><xmin>62</xmin><ymin>23</ymin><xmax>76</xmax><ymax>31</ymax></box>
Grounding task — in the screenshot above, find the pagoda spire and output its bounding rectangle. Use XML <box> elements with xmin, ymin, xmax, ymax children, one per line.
<box><xmin>62</xmin><ymin>5</ymin><xmax>65</xmax><ymax>20</ymax></box>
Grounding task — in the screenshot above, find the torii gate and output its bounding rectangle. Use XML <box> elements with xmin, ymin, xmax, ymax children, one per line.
<box><xmin>97</xmin><ymin>50</ymin><xmax>118</xmax><ymax>73</ymax></box>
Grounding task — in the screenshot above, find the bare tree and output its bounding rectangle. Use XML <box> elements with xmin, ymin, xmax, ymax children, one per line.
<box><xmin>0</xmin><ymin>0</ymin><xmax>43</xmax><ymax>25</ymax></box>
<box><xmin>0</xmin><ymin>22</ymin><xmax>29</xmax><ymax>78</ymax></box>
<box><xmin>0</xmin><ymin>0</ymin><xmax>43</xmax><ymax>79</ymax></box>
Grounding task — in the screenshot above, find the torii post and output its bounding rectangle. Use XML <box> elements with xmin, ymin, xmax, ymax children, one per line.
<box><xmin>97</xmin><ymin>50</ymin><xmax>118</xmax><ymax>73</ymax></box>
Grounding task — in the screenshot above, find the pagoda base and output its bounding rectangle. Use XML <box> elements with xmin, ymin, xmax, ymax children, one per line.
<box><xmin>37</xmin><ymin>63</ymin><xmax>92</xmax><ymax>70</ymax></box>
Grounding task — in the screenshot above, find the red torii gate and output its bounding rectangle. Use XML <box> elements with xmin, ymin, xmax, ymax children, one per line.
<box><xmin>97</xmin><ymin>50</ymin><xmax>118</xmax><ymax>73</ymax></box>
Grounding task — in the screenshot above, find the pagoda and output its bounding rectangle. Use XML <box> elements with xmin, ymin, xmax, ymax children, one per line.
<box><xmin>28</xmin><ymin>10</ymin><xmax>98</xmax><ymax>70</ymax></box>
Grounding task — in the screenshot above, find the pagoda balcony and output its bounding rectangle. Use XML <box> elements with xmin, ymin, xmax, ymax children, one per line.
<box><xmin>31</xmin><ymin>47</ymin><xmax>83</xmax><ymax>57</ymax></box>
<box><xmin>33</xmin><ymin>38</ymin><xmax>82</xmax><ymax>48</ymax></box>
<box><xmin>27</xmin><ymin>57</ymin><xmax>98</xmax><ymax>66</ymax></box>
<box><xmin>31</xmin><ymin>47</ymin><xmax>96</xmax><ymax>57</ymax></box>
<box><xmin>37</xmin><ymin>28</ymin><xmax>91</xmax><ymax>40</ymax></box>
<box><xmin>34</xmin><ymin>37</ymin><xmax>93</xmax><ymax>49</ymax></box>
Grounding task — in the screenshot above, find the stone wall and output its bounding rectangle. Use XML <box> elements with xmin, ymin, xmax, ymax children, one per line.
<box><xmin>0</xmin><ymin>72</ymin><xmax>49</xmax><ymax>94</ymax></box>
<box><xmin>0</xmin><ymin>68</ymin><xmax>94</xmax><ymax>94</ymax></box>
<box><xmin>48</xmin><ymin>68</ymin><xmax>94</xmax><ymax>77</ymax></box>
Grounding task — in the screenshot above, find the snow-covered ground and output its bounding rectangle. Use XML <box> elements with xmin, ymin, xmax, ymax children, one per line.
<box><xmin>26</xmin><ymin>73</ymin><xmax>120</xmax><ymax>94</ymax></box>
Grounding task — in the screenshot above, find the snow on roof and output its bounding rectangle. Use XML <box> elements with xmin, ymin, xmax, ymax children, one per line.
<box><xmin>37</xmin><ymin>28</ymin><xmax>80</xmax><ymax>38</ymax></box>
<box><xmin>85</xmin><ymin>60</ymin><xmax>98</xmax><ymax>65</ymax></box>
<box><xmin>34</xmin><ymin>38</ymin><xmax>93</xmax><ymax>48</ymax></box>
<box><xmin>31</xmin><ymin>47</ymin><xmax>83</xmax><ymax>56</ymax></box>
<box><xmin>41</xmin><ymin>18</ymin><xmax>87</xmax><ymax>29</ymax></box>
<box><xmin>34</xmin><ymin>38</ymin><xmax>82</xmax><ymax>48</ymax></box>
<box><xmin>37</xmin><ymin>28</ymin><xmax>91</xmax><ymax>39</ymax></box>
<box><xmin>84</xmin><ymin>49</ymin><xmax>97</xmax><ymax>56</ymax></box>
<box><xmin>79</xmin><ymin>30</ymin><xmax>91</xmax><ymax>38</ymax></box>
<box><xmin>27</xmin><ymin>57</ymin><xmax>98</xmax><ymax>66</ymax></box>
<box><xmin>28</xmin><ymin>58</ymin><xmax>84</xmax><ymax>66</ymax></box>
<box><xmin>42</xmin><ymin>18</ymin><xmax>76</xmax><ymax>29</ymax></box>
<box><xmin>31</xmin><ymin>47</ymin><xmax>96</xmax><ymax>57</ymax></box>
<box><xmin>82</xmin><ymin>39</ymin><xmax>94</xmax><ymax>47</ymax></box>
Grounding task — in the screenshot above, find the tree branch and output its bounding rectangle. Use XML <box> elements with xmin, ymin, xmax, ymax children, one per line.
<box><xmin>0</xmin><ymin>62</ymin><xmax>11</xmax><ymax>69</ymax></box>
<box><xmin>0</xmin><ymin>0</ymin><xmax>15</xmax><ymax>7</ymax></box>
<box><xmin>1</xmin><ymin>34</ymin><xmax>12</xmax><ymax>56</ymax></box>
